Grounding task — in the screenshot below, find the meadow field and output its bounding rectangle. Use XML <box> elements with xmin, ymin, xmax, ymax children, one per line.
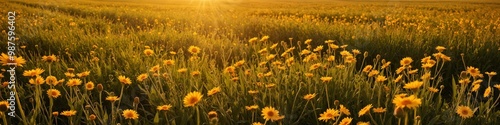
<box><xmin>1</xmin><ymin>0</ymin><xmax>500</xmax><ymax>124</ymax></box>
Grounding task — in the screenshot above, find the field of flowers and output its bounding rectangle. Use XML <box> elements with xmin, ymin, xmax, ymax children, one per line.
<box><xmin>1</xmin><ymin>0</ymin><xmax>500</xmax><ymax>125</ymax></box>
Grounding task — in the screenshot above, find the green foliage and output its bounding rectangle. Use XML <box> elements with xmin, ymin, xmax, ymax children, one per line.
<box><xmin>0</xmin><ymin>0</ymin><xmax>500</xmax><ymax>125</ymax></box>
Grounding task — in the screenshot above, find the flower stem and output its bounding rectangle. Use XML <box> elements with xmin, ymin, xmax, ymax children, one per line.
<box><xmin>164</xmin><ymin>112</ymin><xmax>170</xmax><ymax>125</ymax></box>
<box><xmin>368</xmin><ymin>113</ymin><xmax>379</xmax><ymax>125</ymax></box>
<box><xmin>196</xmin><ymin>106</ymin><xmax>201</xmax><ymax>125</ymax></box>
<box><xmin>324</xmin><ymin>84</ymin><xmax>330</xmax><ymax>108</ymax></box>
<box><xmin>117</xmin><ymin>85</ymin><xmax>125</xmax><ymax>109</ymax></box>
<box><xmin>310</xmin><ymin>101</ymin><xmax>319</xmax><ymax>125</ymax></box>
<box><xmin>404</xmin><ymin>112</ymin><xmax>408</xmax><ymax>125</ymax></box>
<box><xmin>49</xmin><ymin>98</ymin><xmax>54</xmax><ymax>125</ymax></box>
<box><xmin>2</xmin><ymin>113</ymin><xmax>8</xmax><ymax>125</ymax></box>
<box><xmin>111</xmin><ymin>102</ymin><xmax>116</xmax><ymax>125</ymax></box>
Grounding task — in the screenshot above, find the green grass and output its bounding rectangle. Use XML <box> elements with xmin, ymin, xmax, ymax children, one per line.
<box><xmin>1</xmin><ymin>0</ymin><xmax>500</xmax><ymax>125</ymax></box>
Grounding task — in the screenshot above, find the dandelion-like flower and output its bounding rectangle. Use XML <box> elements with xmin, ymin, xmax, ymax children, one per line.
<box><xmin>252</xmin><ymin>122</ymin><xmax>264</xmax><ymax>125</ymax></box>
<box><xmin>466</xmin><ymin>66</ymin><xmax>481</xmax><ymax>78</ymax></box>
<box><xmin>183</xmin><ymin>91</ymin><xmax>203</xmax><ymax>107</ymax></box>
<box><xmin>304</xmin><ymin>39</ymin><xmax>312</xmax><ymax>44</ymax></box>
<box><xmin>163</xmin><ymin>59</ymin><xmax>175</xmax><ymax>66</ymax></box>
<box><xmin>249</xmin><ymin>37</ymin><xmax>258</xmax><ymax>43</ymax></box>
<box><xmin>265</xmin><ymin>83</ymin><xmax>276</xmax><ymax>88</ymax></box>
<box><xmin>258</xmin><ymin>48</ymin><xmax>268</xmax><ymax>55</ymax></box>
<box><xmin>392</xmin><ymin>95</ymin><xmax>422</xmax><ymax>109</ymax></box>
<box><xmin>318</xmin><ymin>108</ymin><xmax>340</xmax><ymax>122</ymax></box>
<box><xmin>358</xmin><ymin>104</ymin><xmax>373</xmax><ymax>117</ymax></box>
<box><xmin>340</xmin><ymin>105</ymin><xmax>351</xmax><ymax>116</ymax></box>
<box><xmin>266</xmin><ymin>54</ymin><xmax>276</xmax><ymax>60</ymax></box>
<box><xmin>357</xmin><ymin>122</ymin><xmax>370</xmax><ymax>125</ymax></box>
<box><xmin>261</xmin><ymin>106</ymin><xmax>284</xmax><ymax>122</ymax></box>
<box><xmin>327</xmin><ymin>56</ymin><xmax>335</xmax><ymax>62</ymax></box>
<box><xmin>191</xmin><ymin>71</ymin><xmax>201</xmax><ymax>77</ymax></box>
<box><xmin>224</xmin><ymin>66</ymin><xmax>236</xmax><ymax>74</ymax></box>
<box><xmin>303</xmin><ymin>93</ymin><xmax>317</xmax><ymax>101</ymax></box>
<box><xmin>362</xmin><ymin>65</ymin><xmax>373</xmax><ymax>73</ymax></box>
<box><xmin>29</xmin><ymin>76</ymin><xmax>45</xmax><ymax>85</ymax></box>
<box><xmin>122</xmin><ymin>109</ymin><xmax>139</xmax><ymax>120</ymax></box>
<box><xmin>396</xmin><ymin>67</ymin><xmax>405</xmax><ymax>74</ymax></box>
<box><xmin>248</xmin><ymin>90</ymin><xmax>259</xmax><ymax>95</ymax></box>
<box><xmin>485</xmin><ymin>71</ymin><xmax>497</xmax><ymax>77</ymax></box>
<box><xmin>340</xmin><ymin>50</ymin><xmax>352</xmax><ymax>57</ymax></box>
<box><xmin>157</xmin><ymin>104</ymin><xmax>172</xmax><ymax>111</ymax></box>
<box><xmin>428</xmin><ymin>87</ymin><xmax>439</xmax><ymax>93</ymax></box>
<box><xmin>421</xmin><ymin>72</ymin><xmax>431</xmax><ymax>80</ymax></box>
<box><xmin>400</xmin><ymin>57</ymin><xmax>413</xmax><ymax>66</ymax></box>
<box><xmin>373</xmin><ymin>107</ymin><xmax>387</xmax><ymax>113</ymax></box>
<box><xmin>177</xmin><ymin>68</ymin><xmax>188</xmax><ymax>73</ymax></box>
<box><xmin>456</xmin><ymin>105</ymin><xmax>473</xmax><ymax>119</ymax></box>
<box><xmin>260</xmin><ymin>36</ymin><xmax>270</xmax><ymax>42</ymax></box>
<box><xmin>60</xmin><ymin>110</ymin><xmax>77</xmax><ymax>117</ymax></box>
<box><xmin>375</xmin><ymin>75</ymin><xmax>387</xmax><ymax>82</ymax></box>
<box><xmin>188</xmin><ymin>46</ymin><xmax>201</xmax><ymax>55</ymax></box>
<box><xmin>484</xmin><ymin>87</ymin><xmax>492</xmax><ymax>98</ymax></box>
<box><xmin>47</xmin><ymin>89</ymin><xmax>61</xmax><ymax>98</ymax></box>
<box><xmin>300</xmin><ymin>49</ymin><xmax>311</xmax><ymax>55</ymax></box>
<box><xmin>246</xmin><ymin>105</ymin><xmax>259</xmax><ymax>111</ymax></box>
<box><xmin>42</xmin><ymin>54</ymin><xmax>58</xmax><ymax>62</ymax></box>
<box><xmin>471</xmin><ymin>84</ymin><xmax>480</xmax><ymax>92</ymax></box>
<box><xmin>494</xmin><ymin>84</ymin><xmax>500</xmax><ymax>90</ymax></box>
<box><xmin>381</xmin><ymin>62</ymin><xmax>391</xmax><ymax>69</ymax></box>
<box><xmin>1</xmin><ymin>53</ymin><xmax>26</xmax><ymax>67</ymax></box>
<box><xmin>46</xmin><ymin>76</ymin><xmax>59</xmax><ymax>86</ymax></box>
<box><xmin>408</xmin><ymin>69</ymin><xmax>418</xmax><ymax>74</ymax></box>
<box><xmin>150</xmin><ymin>65</ymin><xmax>160</xmax><ymax>73</ymax></box>
<box><xmin>403</xmin><ymin>80</ymin><xmax>424</xmax><ymax>90</ymax></box>
<box><xmin>339</xmin><ymin>117</ymin><xmax>353</xmax><ymax>125</ymax></box>
<box><xmin>320</xmin><ymin>77</ymin><xmax>333</xmax><ymax>83</ymax></box>
<box><xmin>344</xmin><ymin>55</ymin><xmax>356</xmax><ymax>63</ymax></box>
<box><xmin>76</xmin><ymin>71</ymin><xmax>90</xmax><ymax>78</ymax></box>
<box><xmin>23</xmin><ymin>68</ymin><xmax>45</xmax><ymax>77</ymax></box>
<box><xmin>234</xmin><ymin>60</ymin><xmax>245</xmax><ymax>67</ymax></box>
<box><xmin>368</xmin><ymin>70</ymin><xmax>379</xmax><ymax>77</ymax></box>
<box><xmin>207</xmin><ymin>87</ymin><xmax>221</xmax><ymax>96</ymax></box>
<box><xmin>137</xmin><ymin>73</ymin><xmax>148</xmax><ymax>82</ymax></box>
<box><xmin>144</xmin><ymin>49</ymin><xmax>154</xmax><ymax>56</ymax></box>
<box><xmin>106</xmin><ymin>96</ymin><xmax>120</xmax><ymax>102</ymax></box>
<box><xmin>313</xmin><ymin>45</ymin><xmax>323</xmax><ymax>52</ymax></box>
<box><xmin>304</xmin><ymin>73</ymin><xmax>314</xmax><ymax>78</ymax></box>
<box><xmin>435</xmin><ymin>46</ymin><xmax>446</xmax><ymax>52</ymax></box>
<box><xmin>329</xmin><ymin>44</ymin><xmax>339</xmax><ymax>49</ymax></box>
<box><xmin>66</xmin><ymin>78</ymin><xmax>82</xmax><ymax>87</ymax></box>
<box><xmin>118</xmin><ymin>75</ymin><xmax>132</xmax><ymax>85</ymax></box>
<box><xmin>394</xmin><ymin>75</ymin><xmax>403</xmax><ymax>83</ymax></box>
<box><xmin>65</xmin><ymin>72</ymin><xmax>75</xmax><ymax>78</ymax></box>
<box><xmin>0</xmin><ymin>101</ymin><xmax>9</xmax><ymax>112</ymax></box>
<box><xmin>85</xmin><ymin>82</ymin><xmax>95</xmax><ymax>90</ymax></box>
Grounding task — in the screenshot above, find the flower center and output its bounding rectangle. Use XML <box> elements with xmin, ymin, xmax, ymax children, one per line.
<box><xmin>267</xmin><ymin>111</ymin><xmax>275</xmax><ymax>117</ymax></box>
<box><xmin>189</xmin><ymin>97</ymin><xmax>198</xmax><ymax>103</ymax></box>
<box><xmin>401</xmin><ymin>99</ymin><xmax>412</xmax><ymax>105</ymax></box>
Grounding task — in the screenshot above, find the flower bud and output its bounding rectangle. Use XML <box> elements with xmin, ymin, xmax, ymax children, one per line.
<box><xmin>393</xmin><ymin>107</ymin><xmax>405</xmax><ymax>118</ymax></box>
<box><xmin>134</xmin><ymin>97</ymin><xmax>140</xmax><ymax>106</ymax></box>
<box><xmin>85</xmin><ymin>105</ymin><xmax>92</xmax><ymax>110</ymax></box>
<box><xmin>67</xmin><ymin>68</ymin><xmax>75</xmax><ymax>73</ymax></box>
<box><xmin>89</xmin><ymin>114</ymin><xmax>96</xmax><ymax>121</ymax></box>
<box><xmin>208</xmin><ymin>111</ymin><xmax>218</xmax><ymax>119</ymax></box>
<box><xmin>97</xmin><ymin>84</ymin><xmax>104</xmax><ymax>92</ymax></box>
